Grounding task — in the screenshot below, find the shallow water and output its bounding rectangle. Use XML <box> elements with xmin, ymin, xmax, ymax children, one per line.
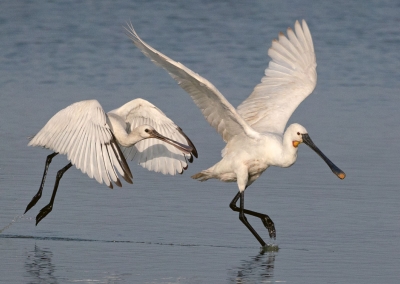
<box><xmin>1</xmin><ymin>0</ymin><xmax>400</xmax><ymax>283</ymax></box>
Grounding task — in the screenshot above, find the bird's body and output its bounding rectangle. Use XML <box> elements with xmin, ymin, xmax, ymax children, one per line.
<box><xmin>126</xmin><ymin>20</ymin><xmax>345</xmax><ymax>247</ymax></box>
<box><xmin>25</xmin><ymin>98</ymin><xmax>197</xmax><ymax>225</ymax></box>
<box><xmin>194</xmin><ymin>127</ymin><xmax>301</xmax><ymax>189</ymax></box>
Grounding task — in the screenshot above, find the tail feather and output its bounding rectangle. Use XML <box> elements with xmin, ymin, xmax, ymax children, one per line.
<box><xmin>191</xmin><ymin>171</ymin><xmax>211</xmax><ymax>181</ymax></box>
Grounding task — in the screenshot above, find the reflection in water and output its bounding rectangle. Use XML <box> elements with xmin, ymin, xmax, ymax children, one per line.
<box><xmin>228</xmin><ymin>250</ymin><xmax>276</xmax><ymax>283</ymax></box>
<box><xmin>23</xmin><ymin>243</ymin><xmax>126</xmax><ymax>283</ymax></box>
<box><xmin>24</xmin><ymin>245</ymin><xmax>58</xmax><ymax>284</ymax></box>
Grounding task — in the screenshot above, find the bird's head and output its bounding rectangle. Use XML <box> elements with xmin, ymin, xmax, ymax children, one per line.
<box><xmin>136</xmin><ymin>124</ymin><xmax>193</xmax><ymax>154</ymax></box>
<box><xmin>286</xmin><ymin>123</ymin><xmax>308</xmax><ymax>148</ymax></box>
<box><xmin>286</xmin><ymin>123</ymin><xmax>346</xmax><ymax>180</ymax></box>
<box><xmin>137</xmin><ymin>125</ymin><xmax>157</xmax><ymax>139</ymax></box>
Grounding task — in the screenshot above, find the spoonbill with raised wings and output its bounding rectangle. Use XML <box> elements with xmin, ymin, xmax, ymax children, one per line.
<box><xmin>125</xmin><ymin>20</ymin><xmax>345</xmax><ymax>247</ymax></box>
<box><xmin>25</xmin><ymin>98</ymin><xmax>197</xmax><ymax>225</ymax></box>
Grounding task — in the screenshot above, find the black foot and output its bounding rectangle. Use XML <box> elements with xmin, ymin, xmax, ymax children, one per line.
<box><xmin>24</xmin><ymin>192</ymin><xmax>42</xmax><ymax>214</ymax></box>
<box><xmin>261</xmin><ymin>216</ymin><xmax>276</xmax><ymax>239</ymax></box>
<box><xmin>36</xmin><ymin>204</ymin><xmax>53</xmax><ymax>225</ymax></box>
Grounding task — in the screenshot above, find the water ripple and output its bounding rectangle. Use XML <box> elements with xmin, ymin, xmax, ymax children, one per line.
<box><xmin>0</xmin><ymin>233</ymin><xmax>279</xmax><ymax>251</ymax></box>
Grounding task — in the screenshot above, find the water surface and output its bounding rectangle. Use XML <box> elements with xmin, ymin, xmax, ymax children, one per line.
<box><xmin>1</xmin><ymin>0</ymin><xmax>399</xmax><ymax>283</ymax></box>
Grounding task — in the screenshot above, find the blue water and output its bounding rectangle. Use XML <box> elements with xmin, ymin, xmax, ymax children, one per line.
<box><xmin>1</xmin><ymin>0</ymin><xmax>400</xmax><ymax>283</ymax></box>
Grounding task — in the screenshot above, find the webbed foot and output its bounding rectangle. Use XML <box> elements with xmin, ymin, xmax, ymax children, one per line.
<box><xmin>24</xmin><ymin>192</ymin><xmax>42</xmax><ymax>214</ymax></box>
<box><xmin>36</xmin><ymin>203</ymin><xmax>53</xmax><ymax>225</ymax></box>
<box><xmin>261</xmin><ymin>216</ymin><xmax>276</xmax><ymax>239</ymax></box>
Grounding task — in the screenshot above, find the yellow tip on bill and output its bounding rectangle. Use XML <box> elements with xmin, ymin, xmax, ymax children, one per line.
<box><xmin>338</xmin><ymin>172</ymin><xmax>346</xmax><ymax>179</ymax></box>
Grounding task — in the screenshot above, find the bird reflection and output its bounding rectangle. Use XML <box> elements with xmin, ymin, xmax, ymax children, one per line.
<box><xmin>25</xmin><ymin>245</ymin><xmax>58</xmax><ymax>283</ymax></box>
<box><xmin>228</xmin><ymin>250</ymin><xmax>276</xmax><ymax>283</ymax></box>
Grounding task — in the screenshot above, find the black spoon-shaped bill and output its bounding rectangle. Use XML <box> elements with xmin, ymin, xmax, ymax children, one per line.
<box><xmin>149</xmin><ymin>129</ymin><xmax>194</xmax><ymax>155</ymax></box>
<box><xmin>302</xmin><ymin>134</ymin><xmax>346</xmax><ymax>179</ymax></box>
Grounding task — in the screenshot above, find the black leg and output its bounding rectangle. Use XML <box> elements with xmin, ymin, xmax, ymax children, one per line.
<box><xmin>36</xmin><ymin>162</ymin><xmax>72</xmax><ymax>225</ymax></box>
<box><xmin>25</xmin><ymin>152</ymin><xmax>58</xmax><ymax>214</ymax></box>
<box><xmin>230</xmin><ymin>191</ymin><xmax>276</xmax><ymax>241</ymax></box>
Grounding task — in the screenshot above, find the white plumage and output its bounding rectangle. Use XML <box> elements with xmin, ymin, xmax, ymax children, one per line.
<box><xmin>108</xmin><ymin>98</ymin><xmax>196</xmax><ymax>176</ymax></box>
<box><xmin>237</xmin><ymin>22</ymin><xmax>317</xmax><ymax>134</ymax></box>
<box><xmin>126</xmin><ymin>20</ymin><xmax>345</xmax><ymax>247</ymax></box>
<box><xmin>26</xmin><ymin>98</ymin><xmax>197</xmax><ymax>225</ymax></box>
<box><xmin>29</xmin><ymin>98</ymin><xmax>197</xmax><ymax>188</ymax></box>
<box><xmin>29</xmin><ymin>100</ymin><xmax>128</xmax><ymax>187</ymax></box>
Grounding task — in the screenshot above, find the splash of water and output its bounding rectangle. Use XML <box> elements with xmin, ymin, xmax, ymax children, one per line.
<box><xmin>260</xmin><ymin>242</ymin><xmax>279</xmax><ymax>253</ymax></box>
<box><xmin>0</xmin><ymin>215</ymin><xmax>34</xmax><ymax>234</ymax></box>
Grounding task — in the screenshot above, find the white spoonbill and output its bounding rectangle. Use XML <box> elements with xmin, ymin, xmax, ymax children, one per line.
<box><xmin>125</xmin><ymin>20</ymin><xmax>345</xmax><ymax>247</ymax></box>
<box><xmin>25</xmin><ymin>98</ymin><xmax>197</xmax><ymax>225</ymax></box>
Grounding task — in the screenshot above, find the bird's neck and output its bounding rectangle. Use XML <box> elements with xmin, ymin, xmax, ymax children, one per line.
<box><xmin>107</xmin><ymin>114</ymin><xmax>144</xmax><ymax>147</ymax></box>
<box><xmin>279</xmin><ymin>131</ymin><xmax>298</xmax><ymax>168</ymax></box>
<box><xmin>119</xmin><ymin>131</ymin><xmax>145</xmax><ymax>147</ymax></box>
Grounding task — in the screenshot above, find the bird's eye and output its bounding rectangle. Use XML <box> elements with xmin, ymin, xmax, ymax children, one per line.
<box><xmin>145</xmin><ymin>129</ymin><xmax>149</xmax><ymax>133</ymax></box>
<box><xmin>297</xmin><ymin>132</ymin><xmax>300</xmax><ymax>135</ymax></box>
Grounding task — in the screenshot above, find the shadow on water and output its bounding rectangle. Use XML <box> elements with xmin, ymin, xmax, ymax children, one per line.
<box><xmin>24</xmin><ymin>245</ymin><xmax>58</xmax><ymax>284</ymax></box>
<box><xmin>227</xmin><ymin>249</ymin><xmax>278</xmax><ymax>283</ymax></box>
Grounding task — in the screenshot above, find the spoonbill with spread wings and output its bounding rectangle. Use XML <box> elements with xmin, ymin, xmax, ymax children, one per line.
<box><xmin>25</xmin><ymin>98</ymin><xmax>197</xmax><ymax>225</ymax></box>
<box><xmin>125</xmin><ymin>20</ymin><xmax>345</xmax><ymax>247</ymax></box>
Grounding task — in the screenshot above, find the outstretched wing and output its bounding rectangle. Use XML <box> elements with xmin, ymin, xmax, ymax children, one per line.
<box><xmin>108</xmin><ymin>98</ymin><xmax>197</xmax><ymax>175</ymax></box>
<box><xmin>28</xmin><ymin>100</ymin><xmax>132</xmax><ymax>188</ymax></box>
<box><xmin>125</xmin><ymin>23</ymin><xmax>259</xmax><ymax>143</ymax></box>
<box><xmin>237</xmin><ymin>20</ymin><xmax>317</xmax><ymax>135</ymax></box>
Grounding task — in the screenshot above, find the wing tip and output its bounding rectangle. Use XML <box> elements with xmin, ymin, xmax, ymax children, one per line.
<box><xmin>124</xmin><ymin>21</ymin><xmax>141</xmax><ymax>45</ymax></box>
<box><xmin>114</xmin><ymin>178</ymin><xmax>123</xmax><ymax>187</ymax></box>
<box><xmin>122</xmin><ymin>174</ymin><xmax>133</xmax><ymax>184</ymax></box>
